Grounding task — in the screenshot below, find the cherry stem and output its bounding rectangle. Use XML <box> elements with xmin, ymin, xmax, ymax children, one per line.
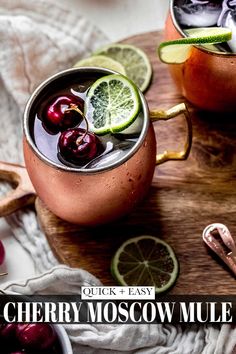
<box><xmin>65</xmin><ymin>104</ymin><xmax>89</xmax><ymax>145</ymax></box>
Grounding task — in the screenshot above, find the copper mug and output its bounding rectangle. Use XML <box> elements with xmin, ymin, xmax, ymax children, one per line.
<box><xmin>165</xmin><ymin>0</ymin><xmax>236</xmax><ymax>112</ymax></box>
<box><xmin>0</xmin><ymin>68</ymin><xmax>191</xmax><ymax>226</ymax></box>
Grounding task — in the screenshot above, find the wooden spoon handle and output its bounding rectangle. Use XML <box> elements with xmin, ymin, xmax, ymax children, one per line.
<box><xmin>0</xmin><ymin>162</ymin><xmax>36</xmax><ymax>216</ymax></box>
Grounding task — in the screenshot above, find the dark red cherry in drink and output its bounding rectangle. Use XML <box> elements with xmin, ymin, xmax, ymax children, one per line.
<box><xmin>16</xmin><ymin>323</ymin><xmax>56</xmax><ymax>350</ymax></box>
<box><xmin>42</xmin><ymin>95</ymin><xmax>84</xmax><ymax>134</ymax></box>
<box><xmin>58</xmin><ymin>128</ymin><xmax>104</xmax><ymax>165</ymax></box>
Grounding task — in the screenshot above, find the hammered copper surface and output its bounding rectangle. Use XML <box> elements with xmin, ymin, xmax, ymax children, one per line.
<box><xmin>23</xmin><ymin>125</ymin><xmax>156</xmax><ymax>225</ymax></box>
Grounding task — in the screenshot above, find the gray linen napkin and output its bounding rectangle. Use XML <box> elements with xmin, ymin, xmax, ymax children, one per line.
<box><xmin>0</xmin><ymin>0</ymin><xmax>236</xmax><ymax>353</ymax></box>
<box><xmin>2</xmin><ymin>266</ymin><xmax>236</xmax><ymax>354</ymax></box>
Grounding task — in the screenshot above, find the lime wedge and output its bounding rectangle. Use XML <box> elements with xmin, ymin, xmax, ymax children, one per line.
<box><xmin>185</xmin><ymin>27</ymin><xmax>231</xmax><ymax>39</ymax></box>
<box><xmin>111</xmin><ymin>236</ymin><xmax>179</xmax><ymax>294</ymax></box>
<box><xmin>86</xmin><ymin>74</ymin><xmax>140</xmax><ymax>135</ymax></box>
<box><xmin>158</xmin><ymin>27</ymin><xmax>232</xmax><ymax>64</ymax></box>
<box><xmin>185</xmin><ymin>29</ymin><xmax>227</xmax><ymax>53</ymax></box>
<box><xmin>94</xmin><ymin>44</ymin><xmax>152</xmax><ymax>92</ymax></box>
<box><xmin>73</xmin><ymin>55</ymin><xmax>126</xmax><ymax>75</ymax></box>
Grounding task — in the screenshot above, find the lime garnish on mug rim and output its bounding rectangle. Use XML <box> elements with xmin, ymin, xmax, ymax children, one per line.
<box><xmin>111</xmin><ymin>235</ymin><xmax>179</xmax><ymax>294</ymax></box>
<box><xmin>94</xmin><ymin>43</ymin><xmax>152</xmax><ymax>92</ymax></box>
<box><xmin>73</xmin><ymin>55</ymin><xmax>126</xmax><ymax>75</ymax></box>
<box><xmin>85</xmin><ymin>74</ymin><xmax>140</xmax><ymax>135</ymax></box>
<box><xmin>158</xmin><ymin>27</ymin><xmax>232</xmax><ymax>64</ymax></box>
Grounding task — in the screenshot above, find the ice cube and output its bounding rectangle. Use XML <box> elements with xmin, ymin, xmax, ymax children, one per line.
<box><xmin>86</xmin><ymin>149</ymin><xmax>126</xmax><ymax>169</ymax></box>
<box><xmin>85</xmin><ymin>140</ymin><xmax>136</xmax><ymax>169</ymax></box>
<box><xmin>174</xmin><ymin>0</ymin><xmax>222</xmax><ymax>27</ymax></box>
<box><xmin>99</xmin><ymin>133</ymin><xmax>121</xmax><ymax>148</ymax></box>
<box><xmin>218</xmin><ymin>0</ymin><xmax>236</xmax><ymax>52</ymax></box>
<box><xmin>120</xmin><ymin>112</ymin><xmax>144</xmax><ymax>135</ymax></box>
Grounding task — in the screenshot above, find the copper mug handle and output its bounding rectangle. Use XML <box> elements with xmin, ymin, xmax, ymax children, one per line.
<box><xmin>150</xmin><ymin>103</ymin><xmax>192</xmax><ymax>165</ymax></box>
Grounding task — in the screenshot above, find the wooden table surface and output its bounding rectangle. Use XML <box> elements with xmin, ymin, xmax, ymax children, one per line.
<box><xmin>36</xmin><ymin>31</ymin><xmax>236</xmax><ymax>295</ymax></box>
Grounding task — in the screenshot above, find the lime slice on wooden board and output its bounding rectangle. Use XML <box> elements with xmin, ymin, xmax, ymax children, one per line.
<box><xmin>158</xmin><ymin>27</ymin><xmax>232</xmax><ymax>64</ymax></box>
<box><xmin>111</xmin><ymin>236</ymin><xmax>179</xmax><ymax>294</ymax></box>
<box><xmin>86</xmin><ymin>74</ymin><xmax>140</xmax><ymax>135</ymax></box>
<box><xmin>73</xmin><ymin>55</ymin><xmax>126</xmax><ymax>75</ymax></box>
<box><xmin>94</xmin><ymin>44</ymin><xmax>152</xmax><ymax>92</ymax></box>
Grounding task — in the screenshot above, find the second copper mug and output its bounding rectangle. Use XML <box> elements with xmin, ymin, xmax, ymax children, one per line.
<box><xmin>165</xmin><ymin>0</ymin><xmax>236</xmax><ymax>112</ymax></box>
<box><xmin>10</xmin><ymin>67</ymin><xmax>191</xmax><ymax>226</ymax></box>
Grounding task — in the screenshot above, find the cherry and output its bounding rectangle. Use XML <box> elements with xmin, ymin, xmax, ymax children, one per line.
<box><xmin>0</xmin><ymin>323</ymin><xmax>17</xmax><ymax>341</ymax></box>
<box><xmin>42</xmin><ymin>94</ymin><xmax>84</xmax><ymax>134</ymax></box>
<box><xmin>58</xmin><ymin>128</ymin><xmax>104</xmax><ymax>165</ymax></box>
<box><xmin>0</xmin><ymin>324</ymin><xmax>19</xmax><ymax>352</ymax></box>
<box><xmin>16</xmin><ymin>324</ymin><xmax>56</xmax><ymax>351</ymax></box>
<box><xmin>0</xmin><ymin>240</ymin><xmax>5</xmax><ymax>265</ymax></box>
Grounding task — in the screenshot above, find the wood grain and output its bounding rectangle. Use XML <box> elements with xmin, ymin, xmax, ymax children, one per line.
<box><xmin>36</xmin><ymin>31</ymin><xmax>236</xmax><ymax>294</ymax></box>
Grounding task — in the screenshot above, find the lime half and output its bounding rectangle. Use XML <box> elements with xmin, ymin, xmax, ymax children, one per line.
<box><xmin>95</xmin><ymin>44</ymin><xmax>152</xmax><ymax>92</ymax></box>
<box><xmin>86</xmin><ymin>74</ymin><xmax>140</xmax><ymax>135</ymax></box>
<box><xmin>158</xmin><ymin>27</ymin><xmax>232</xmax><ymax>64</ymax></box>
<box><xmin>73</xmin><ymin>55</ymin><xmax>126</xmax><ymax>75</ymax></box>
<box><xmin>111</xmin><ymin>236</ymin><xmax>179</xmax><ymax>294</ymax></box>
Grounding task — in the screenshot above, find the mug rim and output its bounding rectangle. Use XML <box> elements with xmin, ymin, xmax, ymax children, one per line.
<box><xmin>169</xmin><ymin>0</ymin><xmax>236</xmax><ymax>57</ymax></box>
<box><xmin>23</xmin><ymin>67</ymin><xmax>150</xmax><ymax>174</ymax></box>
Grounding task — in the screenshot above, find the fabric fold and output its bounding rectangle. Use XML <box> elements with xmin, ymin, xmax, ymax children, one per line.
<box><xmin>2</xmin><ymin>265</ymin><xmax>236</xmax><ymax>354</ymax></box>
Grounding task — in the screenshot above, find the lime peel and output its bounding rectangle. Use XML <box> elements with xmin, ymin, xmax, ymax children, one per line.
<box><xmin>158</xmin><ymin>27</ymin><xmax>232</xmax><ymax>64</ymax></box>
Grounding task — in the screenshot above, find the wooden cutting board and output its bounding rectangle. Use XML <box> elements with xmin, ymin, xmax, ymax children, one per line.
<box><xmin>35</xmin><ymin>31</ymin><xmax>236</xmax><ymax>295</ymax></box>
